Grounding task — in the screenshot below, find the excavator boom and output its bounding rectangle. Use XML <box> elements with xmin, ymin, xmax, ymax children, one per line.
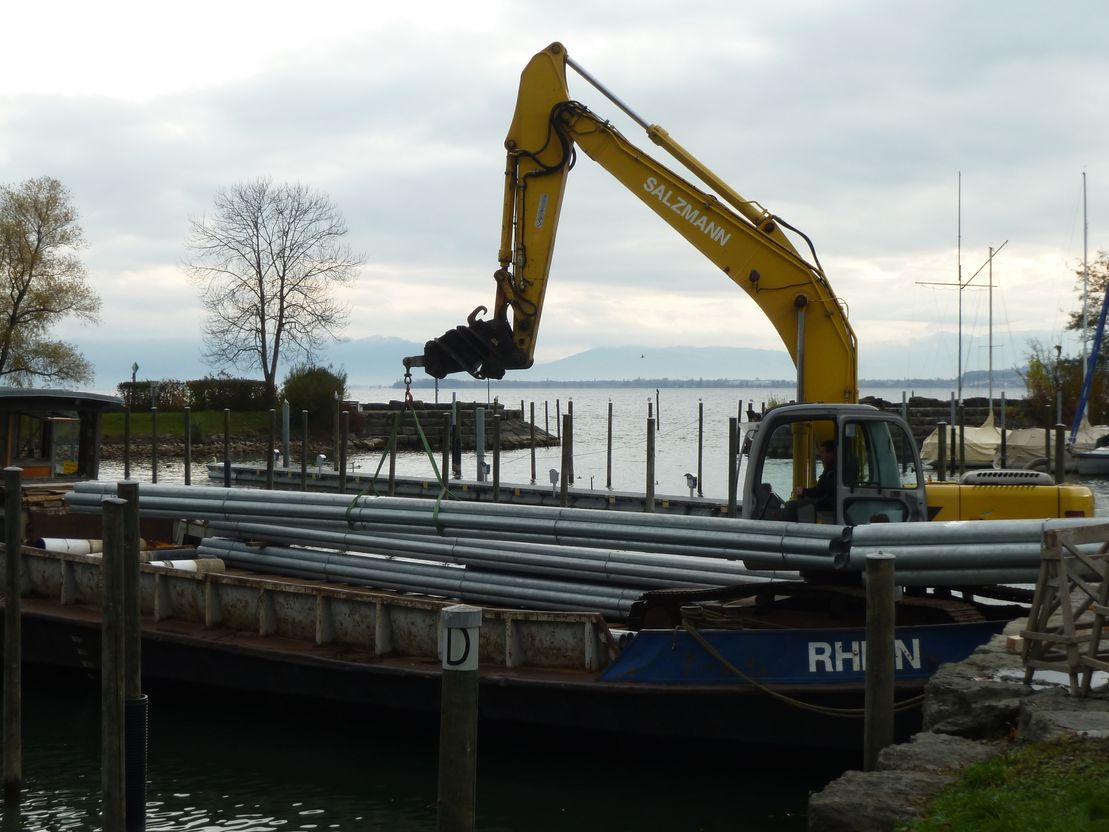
<box><xmin>413</xmin><ymin>42</ymin><xmax>858</xmax><ymax>405</ymax></box>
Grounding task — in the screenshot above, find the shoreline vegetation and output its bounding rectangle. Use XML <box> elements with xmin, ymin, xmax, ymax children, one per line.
<box><xmin>394</xmin><ymin>376</ymin><xmax>1018</xmax><ymax>390</ymax></box>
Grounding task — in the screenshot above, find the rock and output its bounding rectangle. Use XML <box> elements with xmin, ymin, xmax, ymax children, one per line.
<box><xmin>808</xmin><ymin>733</ymin><xmax>1004</xmax><ymax>831</ymax></box>
<box><xmin>922</xmin><ymin>630</ymin><xmax>1030</xmax><ymax>738</ymax></box>
<box><xmin>877</xmin><ymin>731</ymin><xmax>1004</xmax><ymax>772</ymax></box>
<box><xmin>807</xmin><ymin>769</ymin><xmax>951</xmax><ymax>832</ymax></box>
<box><xmin>1019</xmin><ymin>688</ymin><xmax>1109</xmax><ymax>742</ymax></box>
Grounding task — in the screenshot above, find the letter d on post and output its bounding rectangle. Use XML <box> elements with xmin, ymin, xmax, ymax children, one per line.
<box><xmin>437</xmin><ymin>604</ymin><xmax>481</xmax><ymax>832</ymax></box>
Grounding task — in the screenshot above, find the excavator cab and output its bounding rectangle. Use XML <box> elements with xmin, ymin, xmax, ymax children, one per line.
<box><xmin>741</xmin><ymin>404</ymin><xmax>928</xmax><ymax>525</ymax></box>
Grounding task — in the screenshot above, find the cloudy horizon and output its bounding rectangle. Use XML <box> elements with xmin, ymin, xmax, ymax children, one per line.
<box><xmin>3</xmin><ymin>0</ymin><xmax>1106</xmax><ymax>390</ymax></box>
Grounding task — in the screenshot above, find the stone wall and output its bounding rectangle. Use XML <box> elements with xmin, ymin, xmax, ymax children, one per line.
<box><xmin>357</xmin><ymin>400</ymin><xmax>558</xmax><ymax>452</ymax></box>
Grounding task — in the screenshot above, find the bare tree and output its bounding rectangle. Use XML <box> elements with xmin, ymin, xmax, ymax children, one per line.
<box><xmin>0</xmin><ymin>176</ymin><xmax>100</xmax><ymax>386</ymax></box>
<box><xmin>185</xmin><ymin>179</ymin><xmax>363</xmax><ymax>403</ymax></box>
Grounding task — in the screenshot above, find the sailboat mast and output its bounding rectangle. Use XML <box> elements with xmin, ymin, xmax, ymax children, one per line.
<box><xmin>988</xmin><ymin>245</ymin><xmax>994</xmax><ymax>405</ymax></box>
<box><xmin>1083</xmin><ymin>171</ymin><xmax>1089</xmax><ymax>379</ymax></box>
<box><xmin>957</xmin><ymin>172</ymin><xmax>963</xmax><ymax>403</ymax></box>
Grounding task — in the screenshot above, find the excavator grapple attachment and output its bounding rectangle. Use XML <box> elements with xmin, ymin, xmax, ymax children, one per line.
<box><xmin>405</xmin><ymin>311</ymin><xmax>527</xmax><ymax>380</ymax></box>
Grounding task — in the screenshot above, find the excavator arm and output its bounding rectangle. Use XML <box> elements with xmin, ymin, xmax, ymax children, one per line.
<box><xmin>411</xmin><ymin>42</ymin><xmax>858</xmax><ymax>406</ymax></box>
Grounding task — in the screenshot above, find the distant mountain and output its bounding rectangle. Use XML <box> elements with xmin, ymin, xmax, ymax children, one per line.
<box><xmin>525</xmin><ymin>345</ymin><xmax>796</xmax><ymax>382</ymax></box>
<box><xmin>79</xmin><ymin>335</ymin><xmax>1016</xmax><ymax>392</ymax></box>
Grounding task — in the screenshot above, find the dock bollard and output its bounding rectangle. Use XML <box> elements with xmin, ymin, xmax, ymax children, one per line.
<box><xmin>437</xmin><ymin>604</ymin><xmax>480</xmax><ymax>832</ymax></box>
<box><xmin>863</xmin><ymin>552</ymin><xmax>896</xmax><ymax>771</ymax></box>
<box><xmin>3</xmin><ymin>467</ymin><xmax>23</xmax><ymax>802</ymax></box>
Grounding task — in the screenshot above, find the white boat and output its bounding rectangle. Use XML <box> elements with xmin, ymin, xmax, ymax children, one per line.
<box><xmin>920</xmin><ymin>412</ymin><xmax>1002</xmax><ymax>469</ymax></box>
<box><xmin>1073</xmin><ymin>445</ymin><xmax>1109</xmax><ymax>476</ymax></box>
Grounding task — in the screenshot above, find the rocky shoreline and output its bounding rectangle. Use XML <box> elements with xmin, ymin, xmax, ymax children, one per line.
<box><xmin>97</xmin><ymin>436</ymin><xmax>386</xmax><ymax>463</ymax></box>
<box><xmin>807</xmin><ymin>620</ymin><xmax>1109</xmax><ymax>831</ymax></box>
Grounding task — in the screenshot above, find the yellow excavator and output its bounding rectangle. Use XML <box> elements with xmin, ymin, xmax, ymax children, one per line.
<box><xmin>405</xmin><ymin>42</ymin><xmax>1093</xmax><ymax>523</ymax></box>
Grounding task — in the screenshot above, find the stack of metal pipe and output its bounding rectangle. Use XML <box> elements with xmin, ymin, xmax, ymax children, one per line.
<box><xmin>846</xmin><ymin>518</ymin><xmax>1103</xmax><ymax>586</ymax></box>
<box><xmin>66</xmin><ymin>483</ymin><xmax>814</xmax><ymax>616</ymax></box>
<box><xmin>66</xmin><ymin>483</ymin><xmax>1102</xmax><ymax>601</ymax></box>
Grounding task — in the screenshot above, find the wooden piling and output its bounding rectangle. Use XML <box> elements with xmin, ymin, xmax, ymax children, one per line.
<box><xmin>958</xmin><ymin>402</ymin><xmax>966</xmax><ymax>476</ymax></box>
<box><xmin>338</xmin><ymin>411</ymin><xmax>349</xmax><ymax>494</ymax></box>
<box><xmin>389</xmin><ymin>412</ymin><xmax>399</xmax><ymax>497</ymax></box>
<box><xmin>1055</xmin><ymin>423</ymin><xmax>1066</xmax><ymax>484</ymax></box>
<box><xmin>475</xmin><ymin>408</ymin><xmax>486</xmax><ymax>482</ymax></box>
<box><xmin>150</xmin><ymin>407</ymin><xmax>158</xmax><ymax>484</ymax></box>
<box><xmin>645</xmin><ymin>418</ymin><xmax>655</xmax><ymax>513</ymax></box>
<box><xmin>529</xmin><ymin>403</ymin><xmax>536</xmax><ymax>485</ymax></box>
<box><xmin>492</xmin><ymin>414</ymin><xmax>501</xmax><ymax>502</ymax></box>
<box><xmin>223</xmin><ymin>409</ymin><xmax>231</xmax><ymax>488</ymax></box>
<box><xmin>566</xmin><ymin>400</ymin><xmax>574</xmax><ymax>484</ymax></box>
<box><xmin>863</xmin><ymin>552</ymin><xmax>896</xmax><ymax>771</ymax></box>
<box><xmin>442</xmin><ymin>414</ymin><xmax>451</xmax><ymax>485</ymax></box>
<box><xmin>183</xmin><ymin>407</ymin><xmax>192</xmax><ymax>486</ymax></box>
<box><xmin>451</xmin><ymin>398</ymin><xmax>461</xmax><ymax>480</ymax></box>
<box><xmin>117</xmin><ymin>481</ymin><xmax>147</xmax><ymax>832</ymax></box>
<box><xmin>3</xmin><ymin>467</ymin><xmax>23</xmax><ymax>803</ymax></box>
<box><xmin>266</xmin><ymin>409</ymin><xmax>276</xmax><ymax>490</ymax></box>
<box><xmin>697</xmin><ymin>400</ymin><xmax>704</xmax><ymax>497</ymax></box>
<box><xmin>300</xmin><ymin>413</ymin><xmax>309</xmax><ymax>492</ymax></box>
<box><xmin>437</xmin><ymin>605</ymin><xmax>481</xmax><ymax>832</ymax></box>
<box><xmin>560</xmin><ymin>414</ymin><xmax>572</xmax><ymax>508</ymax></box>
<box><xmin>123</xmin><ymin>406</ymin><xmax>131</xmax><ymax>480</ymax></box>
<box><xmin>999</xmin><ymin>394</ymin><xmax>1008</xmax><ymax>468</ymax></box>
<box><xmin>727</xmin><ymin>417</ymin><xmax>738</xmax><ymax>518</ymax></box>
<box><xmin>101</xmin><ymin>497</ymin><xmax>127</xmax><ymax>830</ymax></box>
<box><xmin>282</xmin><ymin>401</ymin><xmax>291</xmax><ymax>468</ymax></box>
<box><xmin>606</xmin><ymin>401</ymin><xmax>613</xmax><ymax>491</ymax></box>
<box><xmin>937</xmin><ymin>422</ymin><xmax>948</xmax><ymax>482</ymax></box>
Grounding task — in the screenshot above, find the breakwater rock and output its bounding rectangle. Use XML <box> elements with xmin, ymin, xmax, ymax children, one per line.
<box><xmin>808</xmin><ymin>620</ymin><xmax>1109</xmax><ymax>831</ymax></box>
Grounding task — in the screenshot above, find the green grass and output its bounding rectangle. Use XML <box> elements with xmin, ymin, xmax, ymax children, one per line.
<box><xmin>899</xmin><ymin>737</ymin><xmax>1109</xmax><ymax>832</ymax></box>
<box><xmin>101</xmin><ymin>410</ymin><xmax>276</xmax><ymax>441</ymax></box>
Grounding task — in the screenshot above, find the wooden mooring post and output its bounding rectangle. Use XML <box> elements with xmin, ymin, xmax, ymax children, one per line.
<box><xmin>118</xmin><ymin>481</ymin><xmax>147</xmax><ymax>832</ymax></box>
<box><xmin>437</xmin><ymin>605</ymin><xmax>480</xmax><ymax>832</ymax></box>
<box><xmin>300</xmin><ymin>412</ymin><xmax>309</xmax><ymax>492</ymax></box>
<box><xmin>338</xmin><ymin>411</ymin><xmax>349</xmax><ymax>494</ymax></box>
<box><xmin>266</xmin><ymin>409</ymin><xmax>276</xmax><ymax>490</ymax></box>
<box><xmin>3</xmin><ymin>467</ymin><xmax>23</xmax><ymax>803</ymax></box>
<box><xmin>727</xmin><ymin>417</ymin><xmax>739</xmax><ymax>518</ymax></box>
<box><xmin>183</xmin><ymin>407</ymin><xmax>192</xmax><ymax>486</ymax></box>
<box><xmin>560</xmin><ymin>414</ymin><xmax>572</xmax><ymax>508</ymax></box>
<box><xmin>697</xmin><ymin>399</ymin><xmax>704</xmax><ymax>498</ymax></box>
<box><xmin>863</xmin><ymin>553</ymin><xmax>896</xmax><ymax>771</ymax></box>
<box><xmin>123</xmin><ymin>406</ymin><xmax>132</xmax><ymax>480</ymax></box>
<box><xmin>529</xmin><ymin>403</ymin><xmax>536</xmax><ymax>485</ymax></box>
<box><xmin>223</xmin><ymin>408</ymin><xmax>231</xmax><ymax>488</ymax></box>
<box><xmin>492</xmin><ymin>414</ymin><xmax>501</xmax><ymax>501</ymax></box>
<box><xmin>101</xmin><ymin>497</ymin><xmax>128</xmax><ymax>830</ymax></box>
<box><xmin>150</xmin><ymin>407</ymin><xmax>158</xmax><ymax>484</ymax></box>
<box><xmin>645</xmin><ymin>417</ymin><xmax>656</xmax><ymax>513</ymax></box>
<box><xmin>937</xmin><ymin>422</ymin><xmax>948</xmax><ymax>481</ymax></box>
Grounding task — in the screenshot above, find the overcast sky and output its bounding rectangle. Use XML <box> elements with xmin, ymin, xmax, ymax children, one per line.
<box><xmin>3</xmin><ymin>0</ymin><xmax>1107</xmax><ymax>384</ymax></box>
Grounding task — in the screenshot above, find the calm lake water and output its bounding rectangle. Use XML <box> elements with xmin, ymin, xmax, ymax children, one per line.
<box><xmin>2</xmin><ymin>666</ymin><xmax>851</xmax><ymax>831</ymax></box>
<box><xmin>37</xmin><ymin>383</ymin><xmax>1102</xmax><ymax>829</ymax></box>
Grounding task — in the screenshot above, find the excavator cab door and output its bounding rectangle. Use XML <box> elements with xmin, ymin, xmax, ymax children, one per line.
<box><xmin>839</xmin><ymin>417</ymin><xmax>927</xmax><ymax>524</ymax></box>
